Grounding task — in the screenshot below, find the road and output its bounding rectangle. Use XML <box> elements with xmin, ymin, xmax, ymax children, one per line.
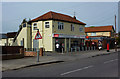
<box><xmin>2</xmin><ymin>52</ymin><xmax>118</xmax><ymax>77</ymax></box>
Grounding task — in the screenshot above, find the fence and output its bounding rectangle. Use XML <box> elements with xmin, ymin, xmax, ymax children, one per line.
<box><xmin>2</xmin><ymin>46</ymin><xmax>24</xmax><ymax>54</ymax></box>
<box><xmin>2</xmin><ymin>46</ymin><xmax>24</xmax><ymax>60</ymax></box>
<box><xmin>70</xmin><ymin>46</ymin><xmax>97</xmax><ymax>52</ymax></box>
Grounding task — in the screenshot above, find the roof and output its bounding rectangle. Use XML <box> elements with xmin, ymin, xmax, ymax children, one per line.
<box><xmin>0</xmin><ymin>34</ymin><xmax>7</xmax><ymax>39</ymax></box>
<box><xmin>7</xmin><ymin>32</ymin><xmax>17</xmax><ymax>38</ymax></box>
<box><xmin>85</xmin><ymin>25</ymin><xmax>115</xmax><ymax>32</ymax></box>
<box><xmin>30</xmin><ymin>11</ymin><xmax>86</xmax><ymax>25</ymax></box>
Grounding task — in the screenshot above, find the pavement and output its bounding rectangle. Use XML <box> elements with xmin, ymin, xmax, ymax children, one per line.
<box><xmin>2</xmin><ymin>48</ymin><xmax>120</xmax><ymax>72</ymax></box>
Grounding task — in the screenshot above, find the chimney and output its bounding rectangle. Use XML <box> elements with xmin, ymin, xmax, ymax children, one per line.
<box><xmin>73</xmin><ymin>16</ymin><xmax>76</xmax><ymax>19</ymax></box>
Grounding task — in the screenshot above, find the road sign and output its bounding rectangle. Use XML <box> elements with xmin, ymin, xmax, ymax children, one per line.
<box><xmin>35</xmin><ymin>31</ymin><xmax>42</xmax><ymax>40</ymax></box>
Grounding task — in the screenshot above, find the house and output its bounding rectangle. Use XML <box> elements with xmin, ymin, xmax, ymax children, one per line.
<box><xmin>85</xmin><ymin>25</ymin><xmax>115</xmax><ymax>49</ymax></box>
<box><xmin>12</xmin><ymin>11</ymin><xmax>86</xmax><ymax>52</ymax></box>
<box><xmin>0</xmin><ymin>34</ymin><xmax>7</xmax><ymax>46</ymax></box>
<box><xmin>0</xmin><ymin>32</ymin><xmax>17</xmax><ymax>46</ymax></box>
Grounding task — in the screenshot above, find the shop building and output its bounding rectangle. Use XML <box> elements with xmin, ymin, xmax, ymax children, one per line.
<box><xmin>29</xmin><ymin>11</ymin><xmax>86</xmax><ymax>52</ymax></box>
<box><xmin>85</xmin><ymin>25</ymin><xmax>115</xmax><ymax>49</ymax></box>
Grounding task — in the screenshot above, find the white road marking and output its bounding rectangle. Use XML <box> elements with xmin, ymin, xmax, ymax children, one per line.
<box><xmin>104</xmin><ymin>59</ymin><xmax>118</xmax><ymax>64</ymax></box>
<box><xmin>60</xmin><ymin>65</ymin><xmax>93</xmax><ymax>76</ymax></box>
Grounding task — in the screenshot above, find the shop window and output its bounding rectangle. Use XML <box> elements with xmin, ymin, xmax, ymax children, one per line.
<box><xmin>58</xmin><ymin>22</ymin><xmax>64</xmax><ymax>30</ymax></box>
<box><xmin>45</xmin><ymin>22</ymin><xmax>50</xmax><ymax>28</ymax></box>
<box><xmin>71</xmin><ymin>24</ymin><xmax>74</xmax><ymax>31</ymax></box>
<box><xmin>33</xmin><ymin>23</ymin><xmax>37</xmax><ymax>30</ymax></box>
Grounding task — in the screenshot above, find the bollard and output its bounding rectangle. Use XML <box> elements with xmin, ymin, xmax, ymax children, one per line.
<box><xmin>90</xmin><ymin>47</ymin><xmax>91</xmax><ymax>50</ymax></box>
<box><xmin>67</xmin><ymin>48</ymin><xmax>69</xmax><ymax>53</ymax></box>
<box><xmin>85</xmin><ymin>47</ymin><xmax>87</xmax><ymax>51</ymax></box>
<box><xmin>94</xmin><ymin>46</ymin><xmax>95</xmax><ymax>50</ymax></box>
<box><xmin>89</xmin><ymin>47</ymin><xmax>90</xmax><ymax>50</ymax></box>
<box><xmin>40</xmin><ymin>48</ymin><xmax>43</xmax><ymax>56</ymax></box>
<box><xmin>83</xmin><ymin>46</ymin><xmax>85</xmax><ymax>51</ymax></box>
<box><xmin>81</xmin><ymin>46</ymin><xmax>82</xmax><ymax>51</ymax></box>
<box><xmin>75</xmin><ymin>47</ymin><xmax>77</xmax><ymax>52</ymax></box>
<box><xmin>71</xmin><ymin>48</ymin><xmax>73</xmax><ymax>53</ymax></box>
<box><xmin>62</xmin><ymin>48</ymin><xmax>64</xmax><ymax>54</ymax></box>
<box><xmin>79</xmin><ymin>47</ymin><xmax>80</xmax><ymax>52</ymax></box>
<box><xmin>82</xmin><ymin>47</ymin><xmax>84</xmax><ymax>51</ymax></box>
<box><xmin>107</xmin><ymin>43</ymin><xmax>109</xmax><ymax>52</ymax></box>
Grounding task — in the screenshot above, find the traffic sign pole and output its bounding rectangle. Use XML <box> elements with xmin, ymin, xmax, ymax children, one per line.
<box><xmin>37</xmin><ymin>48</ymin><xmax>39</xmax><ymax>62</ymax></box>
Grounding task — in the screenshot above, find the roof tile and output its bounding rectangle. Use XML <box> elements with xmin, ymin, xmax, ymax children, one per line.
<box><xmin>85</xmin><ymin>26</ymin><xmax>114</xmax><ymax>32</ymax></box>
<box><xmin>30</xmin><ymin>11</ymin><xmax>86</xmax><ymax>25</ymax></box>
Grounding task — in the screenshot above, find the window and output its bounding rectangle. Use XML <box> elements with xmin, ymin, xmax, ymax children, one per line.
<box><xmin>79</xmin><ymin>27</ymin><xmax>83</xmax><ymax>32</ymax></box>
<box><xmin>45</xmin><ymin>22</ymin><xmax>49</xmax><ymax>28</ymax></box>
<box><xmin>91</xmin><ymin>33</ymin><xmax>96</xmax><ymax>36</ymax></box>
<box><xmin>58</xmin><ymin>22</ymin><xmax>64</xmax><ymax>30</ymax></box>
<box><xmin>21</xmin><ymin>40</ymin><xmax>23</xmax><ymax>46</ymax></box>
<box><xmin>33</xmin><ymin>23</ymin><xmax>37</xmax><ymax>30</ymax></box>
<box><xmin>23</xmin><ymin>23</ymin><xmax>26</xmax><ymax>27</ymax></box>
<box><xmin>71</xmin><ymin>24</ymin><xmax>74</xmax><ymax>31</ymax></box>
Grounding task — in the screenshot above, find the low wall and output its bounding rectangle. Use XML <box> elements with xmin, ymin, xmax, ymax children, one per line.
<box><xmin>2</xmin><ymin>46</ymin><xmax>24</xmax><ymax>54</ymax></box>
<box><xmin>2</xmin><ymin>46</ymin><xmax>24</xmax><ymax>60</ymax></box>
<box><xmin>24</xmin><ymin>51</ymin><xmax>43</xmax><ymax>56</ymax></box>
<box><xmin>24</xmin><ymin>51</ymin><xmax>37</xmax><ymax>56</ymax></box>
<box><xmin>2</xmin><ymin>54</ymin><xmax>24</xmax><ymax>60</ymax></box>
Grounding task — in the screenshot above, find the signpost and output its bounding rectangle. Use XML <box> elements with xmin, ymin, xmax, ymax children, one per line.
<box><xmin>35</xmin><ymin>31</ymin><xmax>42</xmax><ymax>40</ymax></box>
<box><xmin>35</xmin><ymin>30</ymin><xmax>42</xmax><ymax>62</ymax></box>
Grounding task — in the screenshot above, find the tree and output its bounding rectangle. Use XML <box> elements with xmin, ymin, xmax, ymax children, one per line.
<box><xmin>116</xmin><ymin>32</ymin><xmax>120</xmax><ymax>45</ymax></box>
<box><xmin>90</xmin><ymin>26</ymin><xmax>95</xmax><ymax>27</ymax></box>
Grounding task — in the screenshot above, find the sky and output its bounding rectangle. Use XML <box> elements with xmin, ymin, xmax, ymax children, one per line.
<box><xmin>1</xmin><ymin>2</ymin><xmax>119</xmax><ymax>33</ymax></box>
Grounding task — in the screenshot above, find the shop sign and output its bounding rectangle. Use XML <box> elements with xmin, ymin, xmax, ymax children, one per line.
<box><xmin>54</xmin><ymin>34</ymin><xmax>59</xmax><ymax>37</ymax></box>
<box><xmin>53</xmin><ymin>33</ymin><xmax>85</xmax><ymax>38</ymax></box>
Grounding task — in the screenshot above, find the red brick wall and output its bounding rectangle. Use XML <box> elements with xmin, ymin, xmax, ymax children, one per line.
<box><xmin>24</xmin><ymin>52</ymin><xmax>37</xmax><ymax>56</ymax></box>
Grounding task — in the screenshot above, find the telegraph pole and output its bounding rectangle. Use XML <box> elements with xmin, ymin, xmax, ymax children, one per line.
<box><xmin>115</xmin><ymin>15</ymin><xmax>116</xmax><ymax>33</ymax></box>
<box><xmin>115</xmin><ymin>15</ymin><xmax>117</xmax><ymax>52</ymax></box>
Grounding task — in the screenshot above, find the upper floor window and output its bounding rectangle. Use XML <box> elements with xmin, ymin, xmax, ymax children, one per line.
<box><xmin>45</xmin><ymin>22</ymin><xmax>50</xmax><ymax>28</ymax></box>
<box><xmin>79</xmin><ymin>27</ymin><xmax>83</xmax><ymax>32</ymax></box>
<box><xmin>58</xmin><ymin>22</ymin><xmax>64</xmax><ymax>30</ymax></box>
<box><xmin>71</xmin><ymin>24</ymin><xmax>74</xmax><ymax>31</ymax></box>
<box><xmin>33</xmin><ymin>23</ymin><xmax>37</xmax><ymax>30</ymax></box>
<box><xmin>91</xmin><ymin>33</ymin><xmax>96</xmax><ymax>36</ymax></box>
<box><xmin>23</xmin><ymin>23</ymin><xmax>26</xmax><ymax>27</ymax></box>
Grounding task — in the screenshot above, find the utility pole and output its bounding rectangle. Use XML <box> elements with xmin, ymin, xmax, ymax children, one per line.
<box><xmin>115</xmin><ymin>15</ymin><xmax>116</xmax><ymax>33</ymax></box>
<box><xmin>115</xmin><ymin>15</ymin><xmax>117</xmax><ymax>52</ymax></box>
<box><xmin>74</xmin><ymin>11</ymin><xmax>75</xmax><ymax>16</ymax></box>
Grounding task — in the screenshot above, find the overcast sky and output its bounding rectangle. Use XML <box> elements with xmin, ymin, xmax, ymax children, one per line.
<box><xmin>2</xmin><ymin>2</ymin><xmax>119</xmax><ymax>33</ymax></box>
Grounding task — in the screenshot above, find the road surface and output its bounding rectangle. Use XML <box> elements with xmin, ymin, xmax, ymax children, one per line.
<box><xmin>2</xmin><ymin>52</ymin><xmax>118</xmax><ymax>77</ymax></box>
